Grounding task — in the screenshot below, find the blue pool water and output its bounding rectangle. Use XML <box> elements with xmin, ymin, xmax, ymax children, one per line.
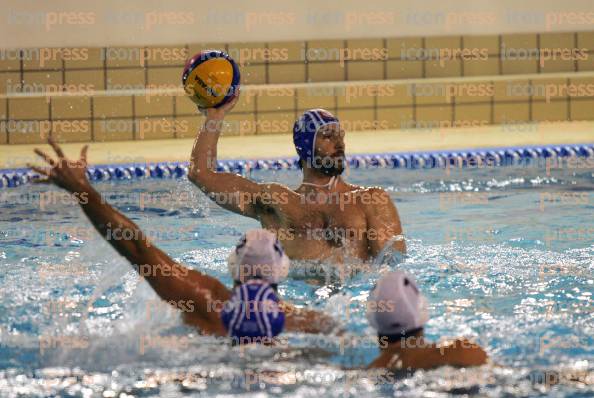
<box><xmin>0</xmin><ymin>164</ymin><xmax>593</xmax><ymax>397</ymax></box>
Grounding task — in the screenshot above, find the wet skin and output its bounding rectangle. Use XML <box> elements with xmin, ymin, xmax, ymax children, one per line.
<box><xmin>189</xmin><ymin>94</ymin><xmax>406</xmax><ymax>264</ymax></box>
<box><xmin>28</xmin><ymin>138</ymin><xmax>337</xmax><ymax>336</ymax></box>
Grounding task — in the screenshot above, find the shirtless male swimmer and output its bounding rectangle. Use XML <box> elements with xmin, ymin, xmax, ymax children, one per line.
<box><xmin>27</xmin><ymin>140</ymin><xmax>484</xmax><ymax>363</ymax></box>
<box><xmin>189</xmin><ymin>94</ymin><xmax>406</xmax><ymax>263</ymax></box>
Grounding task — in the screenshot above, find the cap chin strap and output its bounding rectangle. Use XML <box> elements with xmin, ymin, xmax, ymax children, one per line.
<box><xmin>301</xmin><ymin>175</ymin><xmax>338</xmax><ymax>189</ymax></box>
<box><xmin>378</xmin><ymin>327</ymin><xmax>424</xmax><ymax>344</ymax></box>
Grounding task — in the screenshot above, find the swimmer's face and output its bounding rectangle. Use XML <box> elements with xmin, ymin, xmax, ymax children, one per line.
<box><xmin>313</xmin><ymin>123</ymin><xmax>346</xmax><ymax>176</ymax></box>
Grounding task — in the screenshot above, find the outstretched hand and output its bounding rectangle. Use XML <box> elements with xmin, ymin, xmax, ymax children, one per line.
<box><xmin>28</xmin><ymin>138</ymin><xmax>90</xmax><ymax>193</ymax></box>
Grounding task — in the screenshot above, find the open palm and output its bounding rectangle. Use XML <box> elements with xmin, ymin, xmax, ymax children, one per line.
<box><xmin>28</xmin><ymin>138</ymin><xmax>90</xmax><ymax>193</ymax></box>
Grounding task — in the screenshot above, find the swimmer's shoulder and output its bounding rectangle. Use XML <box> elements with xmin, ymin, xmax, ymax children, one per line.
<box><xmin>372</xmin><ymin>347</ymin><xmax>441</xmax><ymax>370</ymax></box>
<box><xmin>388</xmin><ymin>339</ymin><xmax>487</xmax><ymax>369</ymax></box>
<box><xmin>349</xmin><ymin>185</ymin><xmax>392</xmax><ymax>208</ymax></box>
<box><xmin>367</xmin><ymin>350</ymin><xmax>393</xmax><ymax>369</ymax></box>
<box><xmin>369</xmin><ymin>339</ymin><xmax>487</xmax><ymax>371</ymax></box>
<box><xmin>433</xmin><ymin>338</ymin><xmax>488</xmax><ymax>367</ymax></box>
<box><xmin>350</xmin><ymin>185</ymin><xmax>388</xmax><ymax>195</ymax></box>
<box><xmin>367</xmin><ymin>348</ymin><xmax>426</xmax><ymax>370</ymax></box>
<box><xmin>259</xmin><ymin>181</ymin><xmax>298</xmax><ymax>195</ymax></box>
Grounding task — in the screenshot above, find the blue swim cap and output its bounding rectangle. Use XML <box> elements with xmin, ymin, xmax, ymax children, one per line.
<box><xmin>221</xmin><ymin>280</ymin><xmax>285</xmax><ymax>344</ymax></box>
<box><xmin>293</xmin><ymin>109</ymin><xmax>340</xmax><ymax>164</ymax></box>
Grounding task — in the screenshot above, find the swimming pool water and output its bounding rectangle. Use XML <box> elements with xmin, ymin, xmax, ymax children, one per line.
<box><xmin>0</xmin><ymin>164</ymin><xmax>592</xmax><ymax>397</ymax></box>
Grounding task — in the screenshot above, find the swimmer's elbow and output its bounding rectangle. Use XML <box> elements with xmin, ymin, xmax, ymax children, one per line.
<box><xmin>187</xmin><ymin>170</ymin><xmax>199</xmax><ymax>185</ymax></box>
<box><xmin>188</xmin><ymin>167</ymin><xmax>214</xmax><ymax>187</ymax></box>
<box><xmin>188</xmin><ymin>166</ymin><xmax>204</xmax><ymax>181</ymax></box>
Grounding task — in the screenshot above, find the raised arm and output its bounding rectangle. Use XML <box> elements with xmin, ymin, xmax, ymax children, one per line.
<box><xmin>188</xmin><ymin>94</ymin><xmax>296</xmax><ymax>219</ymax></box>
<box><xmin>189</xmin><ymin>116</ymin><xmax>307</xmax><ymax>222</ymax></box>
<box><xmin>29</xmin><ymin>139</ymin><xmax>230</xmax><ymax>336</ymax></box>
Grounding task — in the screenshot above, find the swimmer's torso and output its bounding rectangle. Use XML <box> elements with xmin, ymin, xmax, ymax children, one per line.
<box><xmin>256</xmin><ymin>183</ymin><xmax>384</xmax><ymax>261</ymax></box>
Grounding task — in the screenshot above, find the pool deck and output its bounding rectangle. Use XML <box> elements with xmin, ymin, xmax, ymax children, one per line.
<box><xmin>1</xmin><ymin>121</ymin><xmax>593</xmax><ymax>169</ymax></box>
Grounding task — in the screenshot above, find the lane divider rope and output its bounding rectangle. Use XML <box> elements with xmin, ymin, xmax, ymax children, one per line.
<box><xmin>1</xmin><ymin>143</ymin><xmax>593</xmax><ymax>189</ymax></box>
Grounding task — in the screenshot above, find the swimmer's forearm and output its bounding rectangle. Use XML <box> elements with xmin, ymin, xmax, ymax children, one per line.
<box><xmin>189</xmin><ymin>115</ymin><xmax>224</xmax><ymax>180</ymax></box>
<box><xmin>74</xmin><ymin>183</ymin><xmax>229</xmax><ymax>324</ymax></box>
<box><xmin>30</xmin><ymin>139</ymin><xmax>209</xmax><ymax>309</ymax></box>
<box><xmin>75</xmin><ymin>184</ymin><xmax>159</xmax><ymax>265</ymax></box>
<box><xmin>188</xmin><ymin>116</ymin><xmax>265</xmax><ymax>218</ymax></box>
<box><xmin>73</xmin><ymin>182</ymin><xmax>231</xmax><ymax>328</ymax></box>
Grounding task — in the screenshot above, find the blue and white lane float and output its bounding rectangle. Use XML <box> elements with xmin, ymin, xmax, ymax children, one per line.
<box><xmin>0</xmin><ymin>143</ymin><xmax>593</xmax><ymax>189</ymax></box>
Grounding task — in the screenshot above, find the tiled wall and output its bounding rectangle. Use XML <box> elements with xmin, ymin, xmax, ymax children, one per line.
<box><xmin>2</xmin><ymin>74</ymin><xmax>594</xmax><ymax>145</ymax></box>
<box><xmin>1</xmin><ymin>31</ymin><xmax>594</xmax><ymax>144</ymax></box>
<box><xmin>1</xmin><ymin>32</ymin><xmax>594</xmax><ymax>89</ymax></box>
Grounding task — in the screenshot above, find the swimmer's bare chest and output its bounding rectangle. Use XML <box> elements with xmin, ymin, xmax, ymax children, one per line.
<box><xmin>257</xmin><ymin>192</ymin><xmax>371</xmax><ymax>260</ymax></box>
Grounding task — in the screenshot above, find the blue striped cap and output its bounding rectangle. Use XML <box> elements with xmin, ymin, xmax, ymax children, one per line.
<box><xmin>221</xmin><ymin>280</ymin><xmax>285</xmax><ymax>343</ymax></box>
<box><xmin>293</xmin><ymin>109</ymin><xmax>339</xmax><ymax>163</ymax></box>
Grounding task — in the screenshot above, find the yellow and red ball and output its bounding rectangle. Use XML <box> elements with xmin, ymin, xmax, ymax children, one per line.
<box><xmin>182</xmin><ymin>50</ymin><xmax>241</xmax><ymax>108</ymax></box>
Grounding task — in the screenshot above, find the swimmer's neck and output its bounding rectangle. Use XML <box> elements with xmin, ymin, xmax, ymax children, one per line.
<box><xmin>300</xmin><ymin>167</ymin><xmax>344</xmax><ymax>189</ymax></box>
<box><xmin>380</xmin><ymin>330</ymin><xmax>426</xmax><ymax>353</ymax></box>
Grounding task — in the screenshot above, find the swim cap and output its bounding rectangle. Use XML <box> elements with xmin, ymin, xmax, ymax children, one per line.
<box><xmin>227</xmin><ymin>229</ymin><xmax>290</xmax><ymax>284</ymax></box>
<box><xmin>366</xmin><ymin>271</ymin><xmax>428</xmax><ymax>336</ymax></box>
<box><xmin>293</xmin><ymin>109</ymin><xmax>340</xmax><ymax>163</ymax></box>
<box><xmin>221</xmin><ymin>280</ymin><xmax>285</xmax><ymax>343</ymax></box>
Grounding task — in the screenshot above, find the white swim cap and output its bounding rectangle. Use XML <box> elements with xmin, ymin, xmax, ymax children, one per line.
<box><xmin>228</xmin><ymin>229</ymin><xmax>290</xmax><ymax>284</ymax></box>
<box><xmin>366</xmin><ymin>271</ymin><xmax>429</xmax><ymax>335</ymax></box>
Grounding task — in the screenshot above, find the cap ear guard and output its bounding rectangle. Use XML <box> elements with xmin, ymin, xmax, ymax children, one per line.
<box><xmin>273</xmin><ymin>252</ymin><xmax>290</xmax><ymax>283</ymax></box>
<box><xmin>227</xmin><ymin>249</ymin><xmax>240</xmax><ymax>282</ymax></box>
<box><xmin>417</xmin><ymin>295</ymin><xmax>429</xmax><ymax>326</ymax></box>
<box><xmin>268</xmin><ymin>237</ymin><xmax>290</xmax><ymax>283</ymax></box>
<box><xmin>366</xmin><ymin>285</ymin><xmax>381</xmax><ymax>329</ymax></box>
